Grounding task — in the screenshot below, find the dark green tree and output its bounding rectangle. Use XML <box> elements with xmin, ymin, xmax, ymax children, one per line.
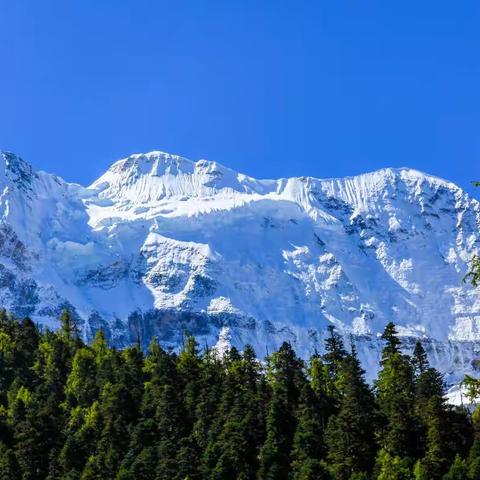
<box><xmin>411</xmin><ymin>340</ymin><xmax>429</xmax><ymax>377</ymax></box>
<box><xmin>443</xmin><ymin>454</ymin><xmax>468</xmax><ymax>480</ymax></box>
<box><xmin>205</xmin><ymin>345</ymin><xmax>265</xmax><ymax>480</ymax></box>
<box><xmin>325</xmin><ymin>348</ymin><xmax>377</xmax><ymax>480</ymax></box>
<box><xmin>258</xmin><ymin>342</ymin><xmax>305</xmax><ymax>480</ymax></box>
<box><xmin>290</xmin><ymin>383</ymin><xmax>326</xmax><ymax>479</ymax></box>
<box><xmin>375</xmin><ymin>323</ymin><xmax>416</xmax><ymax>459</ymax></box>
<box><xmin>0</xmin><ymin>442</ymin><xmax>19</xmax><ymax>480</ymax></box>
<box><xmin>323</xmin><ymin>326</ymin><xmax>347</xmax><ymax>384</ymax></box>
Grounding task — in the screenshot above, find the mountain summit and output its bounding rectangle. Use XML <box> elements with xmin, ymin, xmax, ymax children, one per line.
<box><xmin>0</xmin><ymin>150</ymin><xmax>479</xmax><ymax>383</ymax></box>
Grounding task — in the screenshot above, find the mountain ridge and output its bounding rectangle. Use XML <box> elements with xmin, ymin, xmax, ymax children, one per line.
<box><xmin>0</xmin><ymin>150</ymin><xmax>479</xmax><ymax>386</ymax></box>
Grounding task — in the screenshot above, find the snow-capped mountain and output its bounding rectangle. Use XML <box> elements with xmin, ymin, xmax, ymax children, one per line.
<box><xmin>0</xmin><ymin>150</ymin><xmax>479</xmax><ymax>384</ymax></box>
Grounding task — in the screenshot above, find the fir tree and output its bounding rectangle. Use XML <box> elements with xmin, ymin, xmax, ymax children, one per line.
<box><xmin>205</xmin><ymin>345</ymin><xmax>265</xmax><ymax>480</ymax></box>
<box><xmin>411</xmin><ymin>340</ymin><xmax>428</xmax><ymax>377</ymax></box>
<box><xmin>417</xmin><ymin>394</ymin><xmax>449</xmax><ymax>479</ymax></box>
<box><xmin>376</xmin><ymin>323</ymin><xmax>416</xmax><ymax>459</ymax></box>
<box><xmin>290</xmin><ymin>383</ymin><xmax>325</xmax><ymax>478</ymax></box>
<box><xmin>467</xmin><ymin>407</ymin><xmax>480</xmax><ymax>479</ymax></box>
<box><xmin>381</xmin><ymin>322</ymin><xmax>401</xmax><ymax>359</ymax></box>
<box><xmin>0</xmin><ymin>311</ymin><xmax>477</xmax><ymax>479</ymax></box>
<box><xmin>309</xmin><ymin>353</ymin><xmax>336</xmax><ymax>428</ymax></box>
<box><xmin>443</xmin><ymin>454</ymin><xmax>469</xmax><ymax>480</ymax></box>
<box><xmin>323</xmin><ymin>326</ymin><xmax>347</xmax><ymax>383</ymax></box>
<box><xmin>0</xmin><ymin>442</ymin><xmax>19</xmax><ymax>480</ymax></box>
<box><xmin>258</xmin><ymin>342</ymin><xmax>305</xmax><ymax>480</ymax></box>
<box><xmin>325</xmin><ymin>347</ymin><xmax>377</xmax><ymax>480</ymax></box>
<box><xmin>375</xmin><ymin>449</ymin><xmax>411</xmax><ymax>480</ymax></box>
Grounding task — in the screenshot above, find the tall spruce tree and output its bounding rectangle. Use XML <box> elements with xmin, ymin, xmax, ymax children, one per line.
<box><xmin>325</xmin><ymin>346</ymin><xmax>377</xmax><ymax>480</ymax></box>
<box><xmin>204</xmin><ymin>346</ymin><xmax>265</xmax><ymax>480</ymax></box>
<box><xmin>309</xmin><ymin>353</ymin><xmax>336</xmax><ymax>429</ymax></box>
<box><xmin>290</xmin><ymin>382</ymin><xmax>329</xmax><ymax>480</ymax></box>
<box><xmin>375</xmin><ymin>322</ymin><xmax>416</xmax><ymax>459</ymax></box>
<box><xmin>411</xmin><ymin>340</ymin><xmax>428</xmax><ymax>377</ymax></box>
<box><xmin>323</xmin><ymin>326</ymin><xmax>347</xmax><ymax>386</ymax></box>
<box><xmin>258</xmin><ymin>342</ymin><xmax>305</xmax><ymax>480</ymax></box>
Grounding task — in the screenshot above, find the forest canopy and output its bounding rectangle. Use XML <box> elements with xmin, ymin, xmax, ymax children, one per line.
<box><xmin>0</xmin><ymin>310</ymin><xmax>478</xmax><ymax>480</ymax></box>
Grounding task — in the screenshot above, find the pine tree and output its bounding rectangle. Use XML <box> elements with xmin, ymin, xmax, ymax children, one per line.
<box><xmin>205</xmin><ymin>345</ymin><xmax>265</xmax><ymax>480</ymax></box>
<box><xmin>323</xmin><ymin>326</ymin><xmax>347</xmax><ymax>384</ymax></box>
<box><xmin>0</xmin><ymin>312</ymin><xmax>478</xmax><ymax>479</ymax></box>
<box><xmin>193</xmin><ymin>348</ymin><xmax>225</xmax><ymax>457</ymax></box>
<box><xmin>177</xmin><ymin>334</ymin><xmax>202</xmax><ymax>428</ymax></box>
<box><xmin>381</xmin><ymin>322</ymin><xmax>402</xmax><ymax>358</ymax></box>
<box><xmin>375</xmin><ymin>449</ymin><xmax>411</xmax><ymax>480</ymax></box>
<box><xmin>443</xmin><ymin>454</ymin><xmax>469</xmax><ymax>480</ymax></box>
<box><xmin>375</xmin><ymin>323</ymin><xmax>416</xmax><ymax>459</ymax></box>
<box><xmin>413</xmin><ymin>348</ymin><xmax>444</xmax><ymax>457</ymax></box>
<box><xmin>258</xmin><ymin>342</ymin><xmax>305</xmax><ymax>480</ymax></box>
<box><xmin>411</xmin><ymin>340</ymin><xmax>428</xmax><ymax>377</ymax></box>
<box><xmin>467</xmin><ymin>407</ymin><xmax>480</xmax><ymax>479</ymax></box>
<box><xmin>417</xmin><ymin>394</ymin><xmax>449</xmax><ymax>479</ymax></box>
<box><xmin>290</xmin><ymin>383</ymin><xmax>326</xmax><ymax>479</ymax></box>
<box><xmin>11</xmin><ymin>389</ymin><xmax>55</xmax><ymax>480</ymax></box>
<box><xmin>325</xmin><ymin>349</ymin><xmax>377</xmax><ymax>480</ymax></box>
<box><xmin>81</xmin><ymin>381</ymin><xmax>134</xmax><ymax>478</ymax></box>
<box><xmin>13</xmin><ymin>317</ymin><xmax>39</xmax><ymax>389</ymax></box>
<box><xmin>0</xmin><ymin>442</ymin><xmax>19</xmax><ymax>480</ymax></box>
<box><xmin>309</xmin><ymin>353</ymin><xmax>336</xmax><ymax>428</ymax></box>
<box><xmin>0</xmin><ymin>330</ymin><xmax>15</xmax><ymax>404</ymax></box>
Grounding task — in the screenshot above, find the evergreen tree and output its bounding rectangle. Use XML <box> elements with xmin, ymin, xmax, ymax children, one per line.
<box><xmin>205</xmin><ymin>345</ymin><xmax>265</xmax><ymax>480</ymax></box>
<box><xmin>290</xmin><ymin>383</ymin><xmax>325</xmax><ymax>478</ymax></box>
<box><xmin>0</xmin><ymin>442</ymin><xmax>19</xmax><ymax>480</ymax></box>
<box><xmin>323</xmin><ymin>326</ymin><xmax>347</xmax><ymax>384</ymax></box>
<box><xmin>381</xmin><ymin>322</ymin><xmax>402</xmax><ymax>359</ymax></box>
<box><xmin>411</xmin><ymin>340</ymin><xmax>428</xmax><ymax>377</ymax></box>
<box><xmin>0</xmin><ymin>330</ymin><xmax>15</xmax><ymax>404</ymax></box>
<box><xmin>11</xmin><ymin>388</ymin><xmax>55</xmax><ymax>480</ymax></box>
<box><xmin>13</xmin><ymin>317</ymin><xmax>39</xmax><ymax>389</ymax></box>
<box><xmin>375</xmin><ymin>449</ymin><xmax>411</xmax><ymax>480</ymax></box>
<box><xmin>325</xmin><ymin>348</ymin><xmax>377</xmax><ymax>480</ymax></box>
<box><xmin>443</xmin><ymin>454</ymin><xmax>469</xmax><ymax>480</ymax></box>
<box><xmin>467</xmin><ymin>407</ymin><xmax>480</xmax><ymax>479</ymax></box>
<box><xmin>417</xmin><ymin>394</ymin><xmax>449</xmax><ymax>479</ymax></box>
<box><xmin>309</xmin><ymin>353</ymin><xmax>336</xmax><ymax>429</ymax></box>
<box><xmin>0</xmin><ymin>311</ymin><xmax>477</xmax><ymax>479</ymax></box>
<box><xmin>375</xmin><ymin>323</ymin><xmax>416</xmax><ymax>459</ymax></box>
<box><xmin>258</xmin><ymin>342</ymin><xmax>305</xmax><ymax>480</ymax></box>
<box><xmin>59</xmin><ymin>309</ymin><xmax>80</xmax><ymax>342</ymax></box>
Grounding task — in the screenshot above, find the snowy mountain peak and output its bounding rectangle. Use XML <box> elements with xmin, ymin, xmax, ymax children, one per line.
<box><xmin>0</xmin><ymin>149</ymin><xmax>478</xmax><ymax>386</ymax></box>
<box><xmin>102</xmin><ymin>151</ymin><xmax>192</xmax><ymax>177</ymax></box>
<box><xmin>90</xmin><ymin>151</ymin><xmax>263</xmax><ymax>203</ymax></box>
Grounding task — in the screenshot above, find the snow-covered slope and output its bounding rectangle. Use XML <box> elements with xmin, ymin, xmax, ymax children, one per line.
<box><xmin>0</xmin><ymin>150</ymin><xmax>479</xmax><ymax>384</ymax></box>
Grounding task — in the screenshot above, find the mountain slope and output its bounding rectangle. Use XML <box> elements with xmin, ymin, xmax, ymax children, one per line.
<box><xmin>0</xmin><ymin>150</ymin><xmax>479</xmax><ymax>383</ymax></box>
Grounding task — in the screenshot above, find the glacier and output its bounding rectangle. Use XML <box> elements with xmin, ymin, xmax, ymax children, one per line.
<box><xmin>0</xmin><ymin>150</ymin><xmax>479</xmax><ymax>387</ymax></box>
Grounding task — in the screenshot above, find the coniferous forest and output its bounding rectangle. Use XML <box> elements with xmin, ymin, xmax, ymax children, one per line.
<box><xmin>0</xmin><ymin>310</ymin><xmax>479</xmax><ymax>480</ymax></box>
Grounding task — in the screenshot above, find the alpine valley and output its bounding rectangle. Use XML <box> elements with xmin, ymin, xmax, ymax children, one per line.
<box><xmin>0</xmin><ymin>150</ymin><xmax>479</xmax><ymax>388</ymax></box>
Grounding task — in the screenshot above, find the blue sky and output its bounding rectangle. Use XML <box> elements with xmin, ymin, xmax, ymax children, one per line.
<box><xmin>1</xmin><ymin>1</ymin><xmax>479</xmax><ymax>192</ymax></box>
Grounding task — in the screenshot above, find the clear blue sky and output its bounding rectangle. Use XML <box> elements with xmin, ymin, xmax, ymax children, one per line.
<box><xmin>1</xmin><ymin>1</ymin><xmax>479</xmax><ymax>192</ymax></box>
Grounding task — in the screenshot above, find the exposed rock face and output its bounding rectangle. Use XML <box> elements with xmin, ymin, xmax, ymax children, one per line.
<box><xmin>0</xmin><ymin>150</ymin><xmax>479</xmax><ymax>385</ymax></box>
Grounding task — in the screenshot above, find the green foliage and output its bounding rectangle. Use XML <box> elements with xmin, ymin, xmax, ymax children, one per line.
<box><xmin>376</xmin><ymin>323</ymin><xmax>416</xmax><ymax>458</ymax></box>
<box><xmin>463</xmin><ymin>375</ymin><xmax>480</xmax><ymax>404</ymax></box>
<box><xmin>325</xmin><ymin>347</ymin><xmax>377</xmax><ymax>480</ymax></box>
<box><xmin>0</xmin><ymin>315</ymin><xmax>478</xmax><ymax>479</ymax></box>
<box><xmin>412</xmin><ymin>340</ymin><xmax>428</xmax><ymax>376</ymax></box>
<box><xmin>375</xmin><ymin>449</ymin><xmax>411</xmax><ymax>480</ymax></box>
<box><xmin>259</xmin><ymin>342</ymin><xmax>305</xmax><ymax>480</ymax></box>
<box><xmin>443</xmin><ymin>454</ymin><xmax>468</xmax><ymax>480</ymax></box>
